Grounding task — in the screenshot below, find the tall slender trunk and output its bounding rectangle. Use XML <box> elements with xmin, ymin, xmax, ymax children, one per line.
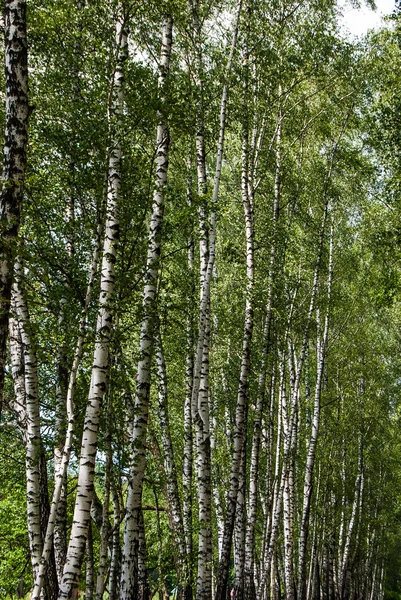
<box><xmin>183</xmin><ymin>165</ymin><xmax>194</xmax><ymax>595</ymax></box>
<box><xmin>85</xmin><ymin>521</ymin><xmax>95</xmax><ymax>600</ymax></box>
<box><xmin>283</xmin><ymin>346</ymin><xmax>298</xmax><ymax>600</ymax></box>
<box><xmin>0</xmin><ymin>0</ymin><xmax>29</xmax><ymax>417</ymax></box>
<box><xmin>57</xmin><ymin>18</ymin><xmax>127</xmax><ymax>599</ymax></box>
<box><xmin>234</xmin><ymin>445</ymin><xmax>247</xmax><ymax>600</ymax></box>
<box><xmin>215</xmin><ymin>9</ymin><xmax>254</xmax><ymax>600</ymax></box>
<box><xmin>120</xmin><ymin>16</ymin><xmax>173</xmax><ymax>599</ymax></box>
<box><xmin>53</xmin><ymin>0</ymin><xmax>83</xmax><ymax>570</ymax></box>
<box><xmin>10</xmin><ymin>279</ymin><xmax>41</xmax><ymax>580</ymax></box>
<box><xmin>243</xmin><ymin>108</ymin><xmax>282</xmax><ymax>600</ymax></box>
<box><xmin>8</xmin><ymin>260</ymin><xmax>58</xmax><ymax>600</ymax></box>
<box><xmin>210</xmin><ymin>411</ymin><xmax>225</xmax><ymax>561</ymax></box>
<box><xmin>95</xmin><ymin>400</ymin><xmax>112</xmax><ymax>600</ymax></box>
<box><xmin>32</xmin><ymin>220</ymin><xmax>102</xmax><ymax>600</ymax></box>
<box><xmin>155</xmin><ymin>326</ymin><xmax>191</xmax><ymax>597</ymax></box>
<box><xmin>340</xmin><ymin>441</ymin><xmax>363</xmax><ymax>600</ymax></box>
<box><xmin>188</xmin><ymin>3</ymin><xmax>241</xmax><ymax>597</ymax></box>
<box><xmin>109</xmin><ymin>481</ymin><xmax>122</xmax><ymax>600</ymax></box>
<box><xmin>258</xmin><ymin>358</ymin><xmax>286</xmax><ymax>600</ymax></box>
<box><xmin>298</xmin><ymin>222</ymin><xmax>334</xmax><ymax>600</ymax></box>
<box><xmin>53</xmin><ymin>358</ymin><xmax>68</xmax><ymax>584</ymax></box>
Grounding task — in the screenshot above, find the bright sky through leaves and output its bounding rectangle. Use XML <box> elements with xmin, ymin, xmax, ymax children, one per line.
<box><xmin>340</xmin><ymin>0</ymin><xmax>395</xmax><ymax>36</ymax></box>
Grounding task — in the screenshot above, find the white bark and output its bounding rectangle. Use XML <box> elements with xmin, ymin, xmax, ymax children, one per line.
<box><xmin>155</xmin><ymin>326</ymin><xmax>190</xmax><ymax>594</ymax></box>
<box><xmin>31</xmin><ymin>221</ymin><xmax>102</xmax><ymax>600</ymax></box>
<box><xmin>340</xmin><ymin>441</ymin><xmax>363</xmax><ymax>599</ymax></box>
<box><xmin>183</xmin><ymin>168</ymin><xmax>194</xmax><ymax>572</ymax></box>
<box><xmin>120</xmin><ymin>17</ymin><xmax>173</xmax><ymax>599</ymax></box>
<box><xmin>244</xmin><ymin>109</ymin><xmax>282</xmax><ymax>600</ymax></box>
<box><xmin>109</xmin><ymin>481</ymin><xmax>122</xmax><ymax>600</ymax></box>
<box><xmin>298</xmin><ymin>221</ymin><xmax>334</xmax><ymax>599</ymax></box>
<box><xmin>11</xmin><ymin>261</ymin><xmax>43</xmax><ymax>580</ymax></box>
<box><xmin>95</xmin><ymin>413</ymin><xmax>112</xmax><ymax>600</ymax></box>
<box><xmin>0</xmin><ymin>0</ymin><xmax>29</xmax><ymax>415</ymax></box>
<box><xmin>57</xmin><ymin>19</ymin><xmax>127</xmax><ymax>600</ymax></box>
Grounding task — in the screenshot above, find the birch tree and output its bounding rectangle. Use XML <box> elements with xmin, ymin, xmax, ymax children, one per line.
<box><xmin>57</xmin><ymin>14</ymin><xmax>127</xmax><ymax>598</ymax></box>
<box><xmin>120</xmin><ymin>15</ymin><xmax>173</xmax><ymax>598</ymax></box>
<box><xmin>0</xmin><ymin>0</ymin><xmax>29</xmax><ymax>416</ymax></box>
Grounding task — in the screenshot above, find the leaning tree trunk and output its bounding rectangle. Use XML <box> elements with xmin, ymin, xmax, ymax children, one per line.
<box><xmin>188</xmin><ymin>4</ymin><xmax>213</xmax><ymax>598</ymax></box>
<box><xmin>119</xmin><ymin>16</ymin><xmax>173</xmax><ymax>599</ymax></box>
<box><xmin>31</xmin><ymin>221</ymin><xmax>102</xmax><ymax>600</ymax></box>
<box><xmin>188</xmin><ymin>2</ymin><xmax>242</xmax><ymax>598</ymax></box>
<box><xmin>9</xmin><ymin>281</ymin><xmax>42</xmax><ymax>582</ymax></box>
<box><xmin>298</xmin><ymin>222</ymin><xmax>334</xmax><ymax>600</ymax></box>
<box><xmin>155</xmin><ymin>326</ymin><xmax>191</xmax><ymax>597</ymax></box>
<box><xmin>0</xmin><ymin>0</ymin><xmax>29</xmax><ymax>417</ymax></box>
<box><xmin>183</xmin><ymin>167</ymin><xmax>194</xmax><ymax>594</ymax></box>
<box><xmin>95</xmin><ymin>395</ymin><xmax>112</xmax><ymax>600</ymax></box>
<box><xmin>57</xmin><ymin>18</ymin><xmax>127</xmax><ymax>600</ymax></box>
<box><xmin>10</xmin><ymin>259</ymin><xmax>58</xmax><ymax>600</ymax></box>
<box><xmin>340</xmin><ymin>440</ymin><xmax>363</xmax><ymax>600</ymax></box>
<box><xmin>217</xmin><ymin>34</ymin><xmax>254</xmax><ymax>597</ymax></box>
<box><xmin>243</xmin><ymin>109</ymin><xmax>281</xmax><ymax>600</ymax></box>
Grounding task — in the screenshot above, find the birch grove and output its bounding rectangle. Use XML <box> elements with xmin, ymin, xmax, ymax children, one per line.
<box><xmin>2</xmin><ymin>1</ymin><xmax>401</xmax><ymax>599</ymax></box>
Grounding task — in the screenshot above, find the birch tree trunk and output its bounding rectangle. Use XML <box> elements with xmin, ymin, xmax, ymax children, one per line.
<box><xmin>85</xmin><ymin>522</ymin><xmax>95</xmax><ymax>600</ymax></box>
<box><xmin>9</xmin><ymin>283</ymin><xmax>41</xmax><ymax>580</ymax></box>
<box><xmin>190</xmin><ymin>25</ymin><xmax>214</xmax><ymax>590</ymax></box>
<box><xmin>243</xmin><ymin>109</ymin><xmax>282</xmax><ymax>600</ymax></box>
<box><xmin>31</xmin><ymin>221</ymin><xmax>102</xmax><ymax>600</ymax></box>
<box><xmin>9</xmin><ymin>259</ymin><xmax>58</xmax><ymax>600</ymax></box>
<box><xmin>95</xmin><ymin>408</ymin><xmax>112</xmax><ymax>600</ymax></box>
<box><xmin>0</xmin><ymin>0</ymin><xmax>29</xmax><ymax>417</ymax></box>
<box><xmin>186</xmin><ymin>6</ymin><xmax>243</xmax><ymax>590</ymax></box>
<box><xmin>57</xmin><ymin>18</ymin><xmax>127</xmax><ymax>599</ymax></box>
<box><xmin>183</xmin><ymin>167</ymin><xmax>194</xmax><ymax>593</ymax></box>
<box><xmin>217</xmin><ymin>85</ymin><xmax>254</xmax><ymax>600</ymax></box>
<box><xmin>53</xmin><ymin>347</ymin><xmax>68</xmax><ymax>584</ymax></box>
<box><xmin>155</xmin><ymin>326</ymin><xmax>191</xmax><ymax>597</ymax></box>
<box><xmin>120</xmin><ymin>16</ymin><xmax>173</xmax><ymax>599</ymax></box>
<box><xmin>109</xmin><ymin>482</ymin><xmax>122</xmax><ymax>600</ymax></box>
<box><xmin>340</xmin><ymin>441</ymin><xmax>363</xmax><ymax>600</ymax></box>
<box><xmin>258</xmin><ymin>358</ymin><xmax>287</xmax><ymax>600</ymax></box>
<box><xmin>298</xmin><ymin>222</ymin><xmax>334</xmax><ymax>600</ymax></box>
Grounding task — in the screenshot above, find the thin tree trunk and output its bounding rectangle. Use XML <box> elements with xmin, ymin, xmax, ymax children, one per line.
<box><xmin>244</xmin><ymin>107</ymin><xmax>282</xmax><ymax>600</ymax></box>
<box><xmin>234</xmin><ymin>446</ymin><xmax>247</xmax><ymax>600</ymax></box>
<box><xmin>85</xmin><ymin>521</ymin><xmax>95</xmax><ymax>600</ymax></box>
<box><xmin>54</xmin><ymin>167</ymin><xmax>76</xmax><ymax>585</ymax></box>
<box><xmin>11</xmin><ymin>263</ymin><xmax>42</xmax><ymax>579</ymax></box>
<box><xmin>340</xmin><ymin>441</ymin><xmax>363</xmax><ymax>600</ymax></box>
<box><xmin>95</xmin><ymin>411</ymin><xmax>112</xmax><ymax>600</ymax></box>
<box><xmin>183</xmin><ymin>166</ymin><xmax>194</xmax><ymax>596</ymax></box>
<box><xmin>298</xmin><ymin>222</ymin><xmax>334</xmax><ymax>600</ymax></box>
<box><xmin>210</xmin><ymin>411</ymin><xmax>225</xmax><ymax>561</ymax></box>
<box><xmin>120</xmin><ymin>16</ymin><xmax>173</xmax><ymax>599</ymax></box>
<box><xmin>0</xmin><ymin>0</ymin><xmax>29</xmax><ymax>417</ymax></box>
<box><xmin>188</xmin><ymin>3</ymin><xmax>212</xmax><ymax>597</ymax></box>
<box><xmin>187</xmin><ymin>5</ymin><xmax>241</xmax><ymax>591</ymax></box>
<box><xmin>215</xmin><ymin>8</ymin><xmax>254</xmax><ymax>598</ymax></box>
<box><xmin>57</xmin><ymin>18</ymin><xmax>127</xmax><ymax>599</ymax></box>
<box><xmin>258</xmin><ymin>358</ymin><xmax>287</xmax><ymax>599</ymax></box>
<box><xmin>32</xmin><ymin>220</ymin><xmax>102</xmax><ymax>600</ymax></box>
<box><xmin>155</xmin><ymin>325</ymin><xmax>191</xmax><ymax>597</ymax></box>
<box><xmin>109</xmin><ymin>481</ymin><xmax>122</xmax><ymax>600</ymax></box>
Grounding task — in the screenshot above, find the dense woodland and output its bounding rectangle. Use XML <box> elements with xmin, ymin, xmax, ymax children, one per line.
<box><xmin>2</xmin><ymin>0</ymin><xmax>401</xmax><ymax>599</ymax></box>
